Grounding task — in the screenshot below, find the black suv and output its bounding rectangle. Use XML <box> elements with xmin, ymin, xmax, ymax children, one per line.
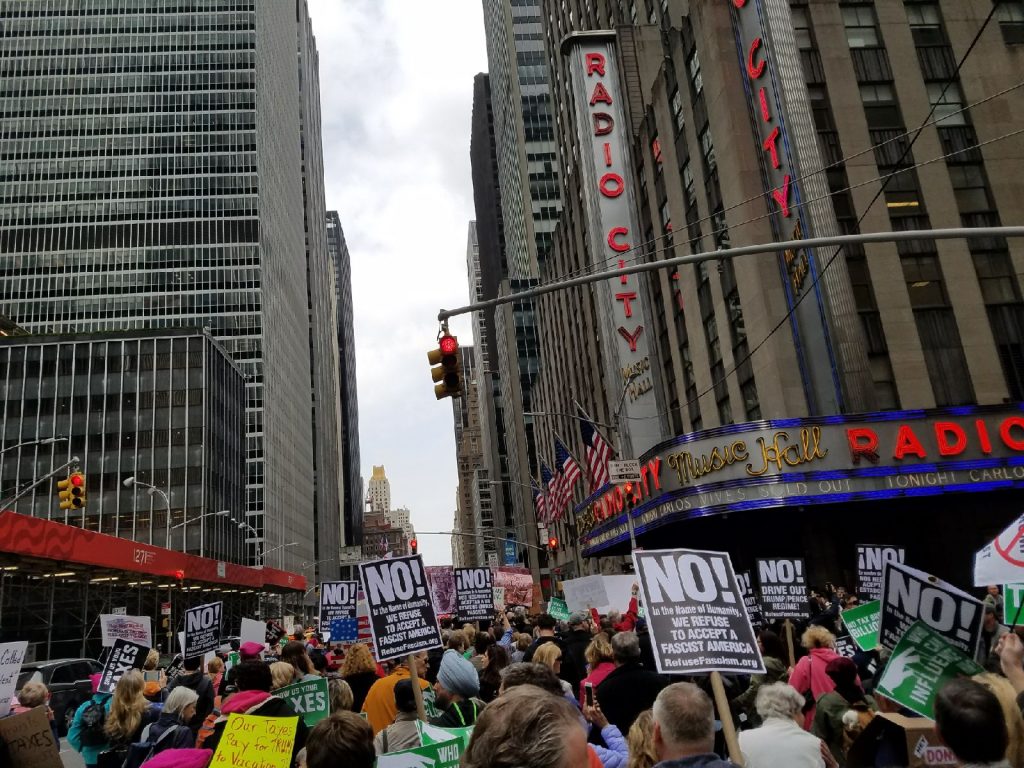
<box><xmin>16</xmin><ymin>658</ymin><xmax>102</xmax><ymax>736</ymax></box>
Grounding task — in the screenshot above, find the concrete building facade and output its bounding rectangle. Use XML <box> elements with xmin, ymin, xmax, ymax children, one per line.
<box><xmin>366</xmin><ymin>465</ymin><xmax>391</xmax><ymax>515</ymax></box>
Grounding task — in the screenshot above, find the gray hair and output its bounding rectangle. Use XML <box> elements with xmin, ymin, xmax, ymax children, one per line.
<box><xmin>755</xmin><ymin>683</ymin><xmax>805</xmax><ymax>721</ymax></box>
<box><xmin>652</xmin><ymin>683</ymin><xmax>714</xmax><ymax>751</ymax></box>
<box><xmin>164</xmin><ymin>685</ymin><xmax>199</xmax><ymax>716</ymax></box>
<box><xmin>611</xmin><ymin>631</ymin><xmax>641</xmax><ymax>663</ymax></box>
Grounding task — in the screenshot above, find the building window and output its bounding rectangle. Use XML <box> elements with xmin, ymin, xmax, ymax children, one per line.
<box><xmin>997</xmin><ymin>1</ymin><xmax>1024</xmax><ymax>44</ymax></box>
<box><xmin>699</xmin><ymin>127</ymin><xmax>717</xmax><ymax>176</ymax></box>
<box><xmin>670</xmin><ymin>88</ymin><xmax>685</xmax><ymax>134</ymax></box>
<box><xmin>681</xmin><ymin>160</ymin><xmax>696</xmax><ymax>207</ymax></box>
<box><xmin>914</xmin><ymin>309</ymin><xmax>976</xmax><ymax>405</ymax></box>
<box><xmin>906</xmin><ymin>3</ymin><xmax>945</xmax><ymax>46</ymax></box>
<box><xmin>925</xmin><ymin>82</ymin><xmax>967</xmax><ymax>126</ymax></box>
<box><xmin>688</xmin><ymin>51</ymin><xmax>703</xmax><ymax>95</ymax></box>
<box><xmin>948</xmin><ymin>163</ymin><xmax>990</xmax><ymax>213</ymax></box>
<box><xmin>791</xmin><ymin>6</ymin><xmax>813</xmax><ymax>50</ymax></box>
<box><xmin>843</xmin><ymin>6</ymin><xmax>880</xmax><ymax>48</ymax></box>
<box><xmin>902</xmin><ymin>254</ymin><xmax>948</xmax><ymax>308</ymax></box>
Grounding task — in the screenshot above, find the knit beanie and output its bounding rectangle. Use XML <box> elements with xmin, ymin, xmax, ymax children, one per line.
<box><xmin>141</xmin><ymin>749</ymin><xmax>213</xmax><ymax>768</ymax></box>
<box><xmin>438</xmin><ymin>648</ymin><xmax>480</xmax><ymax>698</ymax></box>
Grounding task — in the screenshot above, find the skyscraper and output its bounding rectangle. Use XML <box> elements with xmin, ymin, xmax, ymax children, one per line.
<box><xmin>327</xmin><ymin>211</ymin><xmax>363</xmax><ymax>548</ymax></box>
<box><xmin>0</xmin><ymin>1</ymin><xmax>342</xmax><ymax>570</ymax></box>
<box><xmin>366</xmin><ymin>466</ymin><xmax>391</xmax><ymax>515</ymax></box>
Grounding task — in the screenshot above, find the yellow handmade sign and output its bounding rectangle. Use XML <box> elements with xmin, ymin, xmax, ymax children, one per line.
<box><xmin>209</xmin><ymin>713</ymin><xmax>298</xmax><ymax>768</ymax></box>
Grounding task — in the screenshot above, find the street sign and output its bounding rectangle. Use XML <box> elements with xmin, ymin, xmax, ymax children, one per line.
<box><xmin>487</xmin><ymin>553</ymin><xmax>499</xmax><ymax>568</ymax></box>
<box><xmin>608</xmin><ymin>459</ymin><xmax>641</xmax><ymax>484</ymax></box>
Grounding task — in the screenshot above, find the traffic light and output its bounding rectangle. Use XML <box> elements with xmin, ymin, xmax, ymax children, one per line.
<box><xmin>410</xmin><ymin>538</ymin><xmax>418</xmax><ymax>554</ymax></box>
<box><xmin>547</xmin><ymin>536</ymin><xmax>558</xmax><ymax>551</ymax></box>
<box><xmin>427</xmin><ymin>334</ymin><xmax>463</xmax><ymax>400</ymax></box>
<box><xmin>57</xmin><ymin>472</ymin><xmax>86</xmax><ymax>510</ymax></box>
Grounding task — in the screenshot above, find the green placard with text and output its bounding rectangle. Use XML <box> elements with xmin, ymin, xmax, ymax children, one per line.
<box><xmin>376</xmin><ymin>736</ymin><xmax>461</xmax><ymax>768</ymax></box>
<box><xmin>548</xmin><ymin>597</ymin><xmax>570</xmax><ymax>621</ymax></box>
<box><xmin>275</xmin><ymin>677</ymin><xmax>329</xmax><ymax>726</ymax></box>
<box><xmin>842</xmin><ymin>599</ymin><xmax>881</xmax><ymax>652</ymax></box>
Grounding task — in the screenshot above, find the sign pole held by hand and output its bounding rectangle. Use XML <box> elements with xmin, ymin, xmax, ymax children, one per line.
<box><xmin>710</xmin><ymin>672</ymin><xmax>744</xmax><ymax>767</ymax></box>
<box><xmin>407</xmin><ymin>653</ymin><xmax>426</xmax><ymax>722</ymax></box>
<box><xmin>784</xmin><ymin>619</ymin><xmax>796</xmax><ymax>667</ymax></box>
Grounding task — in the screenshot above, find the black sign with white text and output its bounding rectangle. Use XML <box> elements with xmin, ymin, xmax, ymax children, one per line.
<box><xmin>634</xmin><ymin>549</ymin><xmax>765</xmax><ymax>675</ymax></box>
<box><xmin>737</xmin><ymin>571</ymin><xmax>764</xmax><ymax>631</ymax></box>
<box><xmin>319</xmin><ymin>581</ymin><xmax>359</xmax><ymax>628</ymax></box>
<box><xmin>756</xmin><ymin>558</ymin><xmax>808</xmax><ymax>621</ymax></box>
<box><xmin>359</xmin><ymin>555</ymin><xmax>442</xmax><ymax>660</ymax></box>
<box><xmin>455</xmin><ymin>568</ymin><xmax>494</xmax><ymax>622</ymax></box>
<box><xmin>880</xmin><ymin>562</ymin><xmax>983</xmax><ymax>656</ymax></box>
<box><xmin>97</xmin><ymin>638</ymin><xmax>148</xmax><ymax>694</ymax></box>
<box><xmin>856</xmin><ymin>545</ymin><xmax>906</xmax><ymax>600</ymax></box>
<box><xmin>183</xmin><ymin>601</ymin><xmax>222</xmax><ymax>658</ymax></box>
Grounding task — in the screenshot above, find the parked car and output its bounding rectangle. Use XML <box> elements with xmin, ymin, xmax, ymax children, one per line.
<box><xmin>16</xmin><ymin>658</ymin><xmax>102</xmax><ymax>736</ymax></box>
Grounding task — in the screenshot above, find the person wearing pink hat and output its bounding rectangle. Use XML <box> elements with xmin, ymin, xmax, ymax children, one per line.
<box><xmin>140</xmin><ymin>748</ymin><xmax>213</xmax><ymax>768</ymax></box>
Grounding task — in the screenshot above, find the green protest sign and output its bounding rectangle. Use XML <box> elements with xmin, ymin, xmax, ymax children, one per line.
<box><xmin>548</xmin><ymin>597</ymin><xmax>570</xmax><ymax>621</ymax></box>
<box><xmin>417</xmin><ymin>720</ymin><xmax>474</xmax><ymax>750</ymax></box>
<box><xmin>376</xmin><ymin>736</ymin><xmax>462</xmax><ymax>768</ymax></box>
<box><xmin>421</xmin><ymin>687</ymin><xmax>441</xmax><ymax>719</ymax></box>
<box><xmin>1004</xmin><ymin>583</ymin><xmax>1024</xmax><ymax>623</ymax></box>
<box><xmin>842</xmin><ymin>600</ymin><xmax>881</xmax><ymax>652</ymax></box>
<box><xmin>875</xmin><ymin>620</ymin><xmax>984</xmax><ymax>720</ymax></box>
<box><xmin>275</xmin><ymin>677</ymin><xmax>329</xmax><ymax>726</ymax></box>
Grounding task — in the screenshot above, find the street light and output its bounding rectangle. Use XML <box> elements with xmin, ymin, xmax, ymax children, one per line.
<box><xmin>123</xmin><ymin>476</ymin><xmax>172</xmax><ymax>550</ymax></box>
<box><xmin>169</xmin><ymin>509</ymin><xmax>230</xmax><ymax>530</ymax></box>
<box><xmin>259</xmin><ymin>541</ymin><xmax>298</xmax><ymax>567</ymax></box>
<box><xmin>0</xmin><ymin>436</ymin><xmax>67</xmax><ymax>457</ymax></box>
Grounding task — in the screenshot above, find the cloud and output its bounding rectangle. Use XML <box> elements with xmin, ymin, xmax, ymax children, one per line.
<box><xmin>308</xmin><ymin>0</ymin><xmax>487</xmax><ymax>565</ymax></box>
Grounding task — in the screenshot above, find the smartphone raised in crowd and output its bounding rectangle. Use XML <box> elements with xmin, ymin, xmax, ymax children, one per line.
<box><xmin>584</xmin><ymin>681</ymin><xmax>594</xmax><ymax>707</ymax></box>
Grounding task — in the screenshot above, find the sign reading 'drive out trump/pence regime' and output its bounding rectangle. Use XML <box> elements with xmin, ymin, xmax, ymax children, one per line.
<box><xmin>634</xmin><ymin>549</ymin><xmax>764</xmax><ymax>675</ymax></box>
<box><xmin>756</xmin><ymin>558</ymin><xmax>808</xmax><ymax>621</ymax></box>
<box><xmin>880</xmin><ymin>562</ymin><xmax>983</xmax><ymax>657</ymax></box>
<box><xmin>359</xmin><ymin>554</ymin><xmax>442</xmax><ymax>660</ymax></box>
<box><xmin>455</xmin><ymin>568</ymin><xmax>494</xmax><ymax>622</ymax></box>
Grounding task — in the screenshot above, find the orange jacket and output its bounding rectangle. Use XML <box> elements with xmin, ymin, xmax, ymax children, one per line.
<box><xmin>360</xmin><ymin>667</ymin><xmax>430</xmax><ymax>735</ymax></box>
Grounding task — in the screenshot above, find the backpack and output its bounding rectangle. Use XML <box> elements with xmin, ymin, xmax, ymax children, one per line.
<box><xmin>77</xmin><ymin>698</ymin><xmax>109</xmax><ymax>747</ymax></box>
<box><xmin>120</xmin><ymin>723</ymin><xmax>181</xmax><ymax>768</ymax></box>
<box><xmin>842</xmin><ymin>702</ymin><xmax>876</xmax><ymax>755</ymax></box>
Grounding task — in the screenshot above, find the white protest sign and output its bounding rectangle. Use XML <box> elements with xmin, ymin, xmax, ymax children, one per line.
<box><xmin>561</xmin><ymin>575</ymin><xmax>609</xmax><ymax>613</ymax></box>
<box><xmin>975</xmin><ymin>514</ymin><xmax>1024</xmax><ymax>586</ymax></box>
<box><xmin>0</xmin><ymin>641</ymin><xmax>28</xmax><ymax>718</ymax></box>
<box><xmin>358</xmin><ymin>554</ymin><xmax>442</xmax><ymax>660</ymax></box>
<box><xmin>880</xmin><ymin>561</ymin><xmax>983</xmax><ymax>656</ymax></box>
<box><xmin>97</xmin><ymin>638</ymin><xmax>148</xmax><ymax>694</ymax></box>
<box><xmin>455</xmin><ymin>568</ymin><xmax>494</xmax><ymax>622</ymax></box>
<box><xmin>319</xmin><ymin>581</ymin><xmax>359</xmax><ymax>628</ymax></box>
<box><xmin>240</xmin><ymin>618</ymin><xmax>265</xmax><ymax>647</ymax></box>
<box><xmin>183</xmin><ymin>601</ymin><xmax>223</xmax><ymax>658</ymax></box>
<box><xmin>756</xmin><ymin>558</ymin><xmax>808</xmax><ymax>621</ymax></box>
<box><xmin>856</xmin><ymin>545</ymin><xmax>906</xmax><ymax>600</ymax></box>
<box><xmin>634</xmin><ymin>549</ymin><xmax>765</xmax><ymax>675</ymax></box>
<box><xmin>100</xmin><ymin>614</ymin><xmax>152</xmax><ymax>648</ymax></box>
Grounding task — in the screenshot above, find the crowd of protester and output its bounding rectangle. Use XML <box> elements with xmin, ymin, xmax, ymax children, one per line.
<box><xmin>4</xmin><ymin>583</ymin><xmax>1024</xmax><ymax>767</ymax></box>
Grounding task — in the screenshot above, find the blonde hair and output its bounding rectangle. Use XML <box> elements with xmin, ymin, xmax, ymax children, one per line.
<box><xmin>17</xmin><ymin>681</ymin><xmax>48</xmax><ymax>708</ymax></box>
<box><xmin>329</xmin><ymin>678</ymin><xmax>354</xmax><ymax>712</ymax></box>
<box><xmin>207</xmin><ymin>657</ymin><xmax>224</xmax><ymax>675</ymax></box>
<box><xmin>143</xmin><ymin>650</ymin><xmax>160</xmax><ymax>671</ymax></box>
<box><xmin>104</xmin><ymin>671</ymin><xmax>149</xmax><ymax>743</ymax></box>
<box><xmin>447</xmin><ymin>630</ymin><xmax>468</xmax><ymax>653</ymax></box>
<box><xmin>341</xmin><ymin>643</ymin><xmax>376</xmax><ymax>677</ymax></box>
<box><xmin>801</xmin><ymin>626</ymin><xmax>835</xmax><ymax>650</ymax></box>
<box><xmin>585</xmin><ymin>633</ymin><xmax>614</xmax><ymax>667</ymax></box>
<box><xmin>627</xmin><ymin>710</ymin><xmax>658</xmax><ymax>768</ymax></box>
<box><xmin>462</xmin><ymin>623</ymin><xmax>477</xmax><ymax>644</ymax></box>
<box><xmin>270</xmin><ymin>661</ymin><xmax>296</xmax><ymax>691</ymax></box>
<box><xmin>974</xmin><ymin>673</ymin><xmax>1024</xmax><ymax>767</ymax></box>
<box><xmin>516</xmin><ymin>633</ymin><xmax>531</xmax><ymax>652</ymax></box>
<box><xmin>532</xmin><ymin>643</ymin><xmax>563</xmax><ymax>672</ymax></box>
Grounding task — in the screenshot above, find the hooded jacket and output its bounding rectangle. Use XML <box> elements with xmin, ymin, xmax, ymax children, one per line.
<box><xmin>66</xmin><ymin>693</ymin><xmax>113</xmax><ymax>767</ymax></box>
<box><xmin>168</xmin><ymin>669</ymin><xmax>215</xmax><ymax>731</ymax></box>
<box><xmin>146</xmin><ymin>710</ymin><xmax>198</xmax><ymax>753</ymax></box>
<box><xmin>203</xmin><ymin>690</ymin><xmax>307</xmax><ymax>762</ymax></box>
<box><xmin>362</xmin><ymin>667</ymin><xmax>430</xmax><ymax>734</ymax></box>
<box><xmin>787</xmin><ymin>647</ymin><xmax>845</xmax><ymax>728</ymax></box>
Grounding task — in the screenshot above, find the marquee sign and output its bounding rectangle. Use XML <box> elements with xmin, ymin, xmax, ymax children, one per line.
<box><xmin>580</xmin><ymin>405</ymin><xmax>1024</xmax><ymax>554</ymax></box>
<box><xmin>563</xmin><ymin>31</ymin><xmax>668</xmax><ymax>456</ymax></box>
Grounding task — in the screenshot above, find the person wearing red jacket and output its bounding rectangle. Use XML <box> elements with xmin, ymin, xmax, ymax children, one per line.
<box><xmin>589</xmin><ymin>583</ymin><xmax>641</xmax><ymax>632</ymax></box>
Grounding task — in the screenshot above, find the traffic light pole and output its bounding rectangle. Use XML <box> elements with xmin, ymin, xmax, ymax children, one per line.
<box><xmin>415</xmin><ymin>530</ymin><xmax>549</xmax><ymax>553</ymax></box>
<box><xmin>0</xmin><ymin>456</ymin><xmax>81</xmax><ymax>510</ymax></box>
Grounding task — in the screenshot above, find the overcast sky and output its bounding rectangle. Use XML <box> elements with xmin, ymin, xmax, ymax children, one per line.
<box><xmin>307</xmin><ymin>1</ymin><xmax>488</xmax><ymax>565</ymax></box>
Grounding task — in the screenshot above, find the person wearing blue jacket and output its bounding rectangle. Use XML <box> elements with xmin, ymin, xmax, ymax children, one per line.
<box><xmin>67</xmin><ymin>675</ymin><xmax>113</xmax><ymax>768</ymax></box>
<box><xmin>584</xmin><ymin>700</ymin><xmax>629</xmax><ymax>768</ymax></box>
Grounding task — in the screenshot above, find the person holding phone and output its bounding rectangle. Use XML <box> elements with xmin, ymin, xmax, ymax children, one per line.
<box><xmin>583</xmin><ymin>699</ymin><xmax>628</xmax><ymax>768</ymax></box>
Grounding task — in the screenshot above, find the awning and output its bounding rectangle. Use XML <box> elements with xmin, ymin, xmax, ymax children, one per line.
<box><xmin>0</xmin><ymin>510</ymin><xmax>305</xmax><ymax>592</ymax></box>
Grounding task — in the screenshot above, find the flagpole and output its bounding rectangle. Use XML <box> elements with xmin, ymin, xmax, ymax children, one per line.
<box><xmin>573</xmin><ymin>399</ymin><xmax>620</xmax><ymax>458</ymax></box>
<box><xmin>553</xmin><ymin>431</ymin><xmax>586</xmax><ymax>578</ymax></box>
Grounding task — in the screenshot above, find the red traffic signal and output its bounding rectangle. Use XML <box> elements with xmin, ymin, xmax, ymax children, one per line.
<box><xmin>547</xmin><ymin>537</ymin><xmax>558</xmax><ymax>550</ymax></box>
<box><xmin>439</xmin><ymin>335</ymin><xmax>458</xmax><ymax>356</ymax></box>
<box><xmin>427</xmin><ymin>334</ymin><xmax>463</xmax><ymax>400</ymax></box>
<box><xmin>410</xmin><ymin>538</ymin><xmax>418</xmax><ymax>554</ymax></box>
<box><xmin>70</xmin><ymin>473</ymin><xmax>84</xmax><ymax>487</ymax></box>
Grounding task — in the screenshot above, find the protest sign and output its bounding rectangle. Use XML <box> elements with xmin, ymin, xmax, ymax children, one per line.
<box><xmin>843</xmin><ymin>600</ymin><xmax>881</xmax><ymax>652</ymax></box>
<box><xmin>875</xmin><ymin>620</ymin><xmax>984</xmax><ymax>719</ymax></box>
<box><xmin>97</xmin><ymin>638</ymin><xmax>148</xmax><ymax>694</ymax></box>
<box><xmin>975</xmin><ymin>514</ymin><xmax>1024</xmax><ymax>586</ymax></box>
<box><xmin>548</xmin><ymin>597</ymin><xmax>571</xmax><ymax>621</ymax></box>
<box><xmin>1005</xmin><ymin>583</ymin><xmax>1024</xmax><ymax>624</ymax></box>
<box><xmin>736</xmin><ymin>571</ymin><xmax>764</xmax><ymax>630</ymax></box>
<box><xmin>376</xmin><ymin>736</ymin><xmax>462</xmax><ymax>768</ymax></box>
<box><xmin>209</xmin><ymin>713</ymin><xmax>298</xmax><ymax>768</ymax></box>
<box><xmin>184</xmin><ymin>601</ymin><xmax>223</xmax><ymax>658</ymax></box>
<box><xmin>880</xmin><ymin>562</ymin><xmax>982</xmax><ymax>656</ymax></box>
<box><xmin>835</xmin><ymin>636</ymin><xmax>857</xmax><ymax>658</ymax></box>
<box><xmin>425</xmin><ymin>566</ymin><xmax>457</xmax><ymax>615</ymax></box>
<box><xmin>0</xmin><ymin>705</ymin><xmax>61</xmax><ymax>768</ymax></box>
<box><xmin>493</xmin><ymin>566</ymin><xmax>533</xmax><ymax>607</ymax></box>
<box><xmin>756</xmin><ymin>558</ymin><xmax>808</xmax><ymax>621</ymax></box>
<box><xmin>561</xmin><ymin>575</ymin><xmax>609</xmax><ymax>613</ymax></box>
<box><xmin>0</xmin><ymin>641</ymin><xmax>28</xmax><ymax>718</ymax></box>
<box><xmin>329</xmin><ymin>617</ymin><xmax>358</xmax><ymax>643</ymax></box>
<box><xmin>492</xmin><ymin>586</ymin><xmax>505</xmax><ymax>609</ymax></box>
<box><xmin>99</xmin><ymin>614</ymin><xmax>152</xmax><ymax>648</ymax></box>
<box><xmin>240</xmin><ymin>618</ymin><xmax>265</xmax><ymax>647</ymax></box>
<box><xmin>455</xmin><ymin>568</ymin><xmax>494</xmax><ymax>622</ymax></box>
<box><xmin>359</xmin><ymin>554</ymin><xmax>442</xmax><ymax>660</ymax></box>
<box><xmin>275</xmin><ymin>677</ymin><xmax>329</xmax><ymax>726</ymax></box>
<box><xmin>417</xmin><ymin>721</ymin><xmax>474</xmax><ymax>750</ymax></box>
<box><xmin>856</xmin><ymin>545</ymin><xmax>906</xmax><ymax>600</ymax></box>
<box><xmin>319</xmin><ymin>580</ymin><xmax>359</xmax><ymax>628</ymax></box>
<box><xmin>634</xmin><ymin>549</ymin><xmax>765</xmax><ymax>675</ymax></box>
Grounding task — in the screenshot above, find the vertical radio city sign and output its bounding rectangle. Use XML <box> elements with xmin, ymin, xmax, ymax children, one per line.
<box><xmin>563</xmin><ymin>31</ymin><xmax>668</xmax><ymax>457</ymax></box>
<box><xmin>728</xmin><ymin>0</ymin><xmax>867</xmax><ymax>415</ymax></box>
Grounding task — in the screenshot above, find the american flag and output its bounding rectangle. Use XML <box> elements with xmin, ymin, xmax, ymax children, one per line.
<box><xmin>541</xmin><ymin>461</ymin><xmax>559</xmax><ymax>524</ymax></box>
<box><xmin>579</xmin><ymin>417</ymin><xmax>613</xmax><ymax>493</ymax></box>
<box><xmin>554</xmin><ymin>437</ymin><xmax>581</xmax><ymax>520</ymax></box>
<box><xmin>532</xmin><ymin>479</ymin><xmax>548</xmax><ymax>525</ymax></box>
